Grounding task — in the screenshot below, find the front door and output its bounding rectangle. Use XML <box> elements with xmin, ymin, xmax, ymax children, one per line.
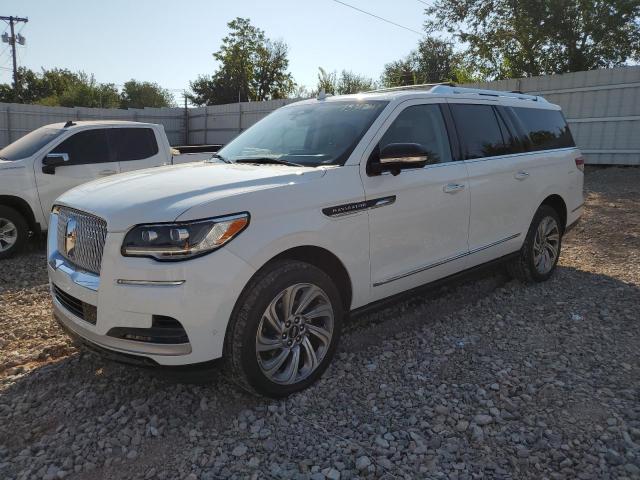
<box><xmin>361</xmin><ymin>101</ymin><xmax>470</xmax><ymax>300</ymax></box>
<box><xmin>34</xmin><ymin>128</ymin><xmax>120</xmax><ymax>224</ymax></box>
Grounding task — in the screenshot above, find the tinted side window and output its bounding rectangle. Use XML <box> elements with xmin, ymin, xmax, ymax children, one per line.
<box><xmin>450</xmin><ymin>104</ymin><xmax>510</xmax><ymax>159</ymax></box>
<box><xmin>50</xmin><ymin>129</ymin><xmax>111</xmax><ymax>164</ymax></box>
<box><xmin>110</xmin><ymin>128</ymin><xmax>159</xmax><ymax>162</ymax></box>
<box><xmin>513</xmin><ymin>107</ymin><xmax>575</xmax><ymax>151</ymax></box>
<box><xmin>380</xmin><ymin>104</ymin><xmax>452</xmax><ymax>164</ymax></box>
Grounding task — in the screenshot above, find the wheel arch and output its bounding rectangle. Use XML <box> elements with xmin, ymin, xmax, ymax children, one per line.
<box><xmin>0</xmin><ymin>195</ymin><xmax>39</xmax><ymax>233</ymax></box>
<box><xmin>539</xmin><ymin>194</ymin><xmax>567</xmax><ymax>232</ymax></box>
<box><xmin>259</xmin><ymin>245</ymin><xmax>353</xmax><ymax>312</ymax></box>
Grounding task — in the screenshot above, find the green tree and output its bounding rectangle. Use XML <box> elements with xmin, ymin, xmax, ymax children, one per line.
<box><xmin>312</xmin><ymin>68</ymin><xmax>375</xmax><ymax>95</ymax></box>
<box><xmin>381</xmin><ymin>37</ymin><xmax>477</xmax><ymax>87</ymax></box>
<box><xmin>0</xmin><ymin>67</ymin><xmax>49</xmax><ymax>103</ymax></box>
<box><xmin>188</xmin><ymin>18</ymin><xmax>296</xmax><ymax>105</ymax></box>
<box><xmin>424</xmin><ymin>0</ymin><xmax>640</xmax><ymax>79</ymax></box>
<box><xmin>336</xmin><ymin>70</ymin><xmax>375</xmax><ymax>94</ymax></box>
<box><xmin>120</xmin><ymin>80</ymin><xmax>175</xmax><ymax>108</ymax></box>
<box><xmin>38</xmin><ymin>72</ymin><xmax>119</xmax><ymax>108</ymax></box>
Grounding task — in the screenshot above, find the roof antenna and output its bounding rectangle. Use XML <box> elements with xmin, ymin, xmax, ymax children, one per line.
<box><xmin>64</xmin><ymin>121</ymin><xmax>76</xmax><ymax>128</ymax></box>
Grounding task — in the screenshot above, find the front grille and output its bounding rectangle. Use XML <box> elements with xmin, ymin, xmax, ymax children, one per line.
<box><xmin>56</xmin><ymin>207</ymin><xmax>107</xmax><ymax>274</ymax></box>
<box><xmin>52</xmin><ymin>284</ymin><xmax>97</xmax><ymax>325</ymax></box>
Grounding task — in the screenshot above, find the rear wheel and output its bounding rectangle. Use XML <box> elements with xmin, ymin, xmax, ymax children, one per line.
<box><xmin>0</xmin><ymin>206</ymin><xmax>28</xmax><ymax>259</ymax></box>
<box><xmin>225</xmin><ymin>260</ymin><xmax>343</xmax><ymax>397</ymax></box>
<box><xmin>507</xmin><ymin>205</ymin><xmax>562</xmax><ymax>283</ymax></box>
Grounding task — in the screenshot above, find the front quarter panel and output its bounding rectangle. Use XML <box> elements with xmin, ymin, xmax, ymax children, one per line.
<box><xmin>177</xmin><ymin>166</ymin><xmax>371</xmax><ymax>310</ymax></box>
<box><xmin>0</xmin><ymin>157</ymin><xmax>46</xmax><ymax>227</ymax></box>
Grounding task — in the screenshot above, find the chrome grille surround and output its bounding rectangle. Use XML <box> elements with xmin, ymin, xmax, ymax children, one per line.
<box><xmin>56</xmin><ymin>207</ymin><xmax>107</xmax><ymax>275</ymax></box>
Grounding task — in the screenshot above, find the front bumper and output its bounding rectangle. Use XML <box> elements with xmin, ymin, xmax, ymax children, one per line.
<box><xmin>47</xmin><ymin>213</ymin><xmax>257</xmax><ymax>366</ymax></box>
<box><xmin>52</xmin><ymin>298</ymin><xmax>192</xmax><ymax>357</ymax></box>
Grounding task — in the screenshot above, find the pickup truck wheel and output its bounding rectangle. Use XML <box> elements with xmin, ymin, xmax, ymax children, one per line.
<box><xmin>225</xmin><ymin>260</ymin><xmax>343</xmax><ymax>398</ymax></box>
<box><xmin>0</xmin><ymin>206</ymin><xmax>28</xmax><ymax>259</ymax></box>
<box><xmin>507</xmin><ymin>205</ymin><xmax>562</xmax><ymax>283</ymax></box>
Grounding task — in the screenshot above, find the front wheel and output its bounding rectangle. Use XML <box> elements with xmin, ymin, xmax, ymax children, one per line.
<box><xmin>507</xmin><ymin>205</ymin><xmax>562</xmax><ymax>283</ymax></box>
<box><xmin>0</xmin><ymin>206</ymin><xmax>28</xmax><ymax>260</ymax></box>
<box><xmin>225</xmin><ymin>260</ymin><xmax>343</xmax><ymax>397</ymax></box>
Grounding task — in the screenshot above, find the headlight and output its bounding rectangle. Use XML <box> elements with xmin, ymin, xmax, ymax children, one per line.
<box><xmin>121</xmin><ymin>213</ymin><xmax>249</xmax><ymax>260</ymax></box>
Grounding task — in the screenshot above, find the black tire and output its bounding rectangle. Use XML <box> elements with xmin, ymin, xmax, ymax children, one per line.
<box><xmin>507</xmin><ymin>205</ymin><xmax>563</xmax><ymax>283</ymax></box>
<box><xmin>225</xmin><ymin>260</ymin><xmax>344</xmax><ymax>398</ymax></box>
<box><xmin>0</xmin><ymin>206</ymin><xmax>29</xmax><ymax>260</ymax></box>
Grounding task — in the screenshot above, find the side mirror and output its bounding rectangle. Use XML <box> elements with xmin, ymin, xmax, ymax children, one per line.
<box><xmin>42</xmin><ymin>153</ymin><xmax>69</xmax><ymax>174</ymax></box>
<box><xmin>368</xmin><ymin>143</ymin><xmax>430</xmax><ymax>176</ymax></box>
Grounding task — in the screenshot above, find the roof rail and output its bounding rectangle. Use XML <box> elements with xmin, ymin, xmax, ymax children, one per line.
<box><xmin>429</xmin><ymin>85</ymin><xmax>546</xmax><ymax>102</ymax></box>
<box><xmin>366</xmin><ymin>82</ymin><xmax>456</xmax><ymax>94</ymax></box>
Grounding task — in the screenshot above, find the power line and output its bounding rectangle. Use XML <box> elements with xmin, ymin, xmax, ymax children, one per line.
<box><xmin>416</xmin><ymin>0</ymin><xmax>430</xmax><ymax>5</ymax></box>
<box><xmin>330</xmin><ymin>0</ymin><xmax>424</xmax><ymax>37</ymax></box>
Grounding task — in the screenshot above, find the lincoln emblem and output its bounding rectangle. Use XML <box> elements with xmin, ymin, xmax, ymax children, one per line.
<box><xmin>64</xmin><ymin>218</ymin><xmax>78</xmax><ymax>257</ymax></box>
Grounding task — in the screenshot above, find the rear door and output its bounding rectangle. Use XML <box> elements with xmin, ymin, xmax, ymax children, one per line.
<box><xmin>109</xmin><ymin>127</ymin><xmax>164</xmax><ymax>173</ymax></box>
<box><xmin>449</xmin><ymin>101</ymin><xmax>533</xmax><ymax>266</ymax></box>
<box><xmin>34</xmin><ymin>128</ymin><xmax>120</xmax><ymax>222</ymax></box>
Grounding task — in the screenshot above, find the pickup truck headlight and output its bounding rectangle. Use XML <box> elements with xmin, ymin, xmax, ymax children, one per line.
<box><xmin>122</xmin><ymin>213</ymin><xmax>249</xmax><ymax>260</ymax></box>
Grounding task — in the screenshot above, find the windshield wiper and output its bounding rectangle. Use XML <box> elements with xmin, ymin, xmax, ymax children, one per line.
<box><xmin>209</xmin><ymin>153</ymin><xmax>231</xmax><ymax>163</ymax></box>
<box><xmin>234</xmin><ymin>157</ymin><xmax>304</xmax><ymax>167</ymax></box>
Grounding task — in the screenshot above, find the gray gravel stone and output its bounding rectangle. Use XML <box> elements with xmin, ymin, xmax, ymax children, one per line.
<box><xmin>0</xmin><ymin>169</ymin><xmax>639</xmax><ymax>480</ymax></box>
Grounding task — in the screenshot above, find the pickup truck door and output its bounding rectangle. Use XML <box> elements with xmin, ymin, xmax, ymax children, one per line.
<box><xmin>110</xmin><ymin>127</ymin><xmax>167</xmax><ymax>172</ymax></box>
<box><xmin>33</xmin><ymin>128</ymin><xmax>120</xmax><ymax>224</ymax></box>
<box><xmin>361</xmin><ymin>101</ymin><xmax>470</xmax><ymax>301</ymax></box>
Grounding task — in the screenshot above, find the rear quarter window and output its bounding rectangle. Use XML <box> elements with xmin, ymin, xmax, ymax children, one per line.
<box><xmin>512</xmin><ymin>107</ymin><xmax>575</xmax><ymax>151</ymax></box>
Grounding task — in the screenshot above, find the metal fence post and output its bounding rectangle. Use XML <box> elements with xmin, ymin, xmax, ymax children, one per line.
<box><xmin>238</xmin><ymin>102</ymin><xmax>242</xmax><ymax>134</ymax></box>
<box><xmin>5</xmin><ymin>105</ymin><xmax>11</xmax><ymax>144</ymax></box>
<box><xmin>184</xmin><ymin>95</ymin><xmax>189</xmax><ymax>145</ymax></box>
<box><xmin>204</xmin><ymin>107</ymin><xmax>208</xmax><ymax>145</ymax></box>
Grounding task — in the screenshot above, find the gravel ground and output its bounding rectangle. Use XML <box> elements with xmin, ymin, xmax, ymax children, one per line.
<box><xmin>0</xmin><ymin>167</ymin><xmax>639</xmax><ymax>480</ymax></box>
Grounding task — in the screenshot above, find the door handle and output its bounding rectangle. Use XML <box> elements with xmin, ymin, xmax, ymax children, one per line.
<box><xmin>514</xmin><ymin>171</ymin><xmax>530</xmax><ymax>180</ymax></box>
<box><xmin>99</xmin><ymin>169</ymin><xmax>117</xmax><ymax>176</ymax></box>
<box><xmin>443</xmin><ymin>183</ymin><xmax>466</xmax><ymax>194</ymax></box>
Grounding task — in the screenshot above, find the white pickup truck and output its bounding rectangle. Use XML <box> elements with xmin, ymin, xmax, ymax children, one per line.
<box><xmin>0</xmin><ymin>120</ymin><xmax>216</xmax><ymax>258</ymax></box>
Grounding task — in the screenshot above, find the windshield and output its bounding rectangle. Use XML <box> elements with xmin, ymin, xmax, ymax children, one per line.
<box><xmin>0</xmin><ymin>127</ymin><xmax>65</xmax><ymax>161</ymax></box>
<box><xmin>216</xmin><ymin>100</ymin><xmax>388</xmax><ymax>167</ymax></box>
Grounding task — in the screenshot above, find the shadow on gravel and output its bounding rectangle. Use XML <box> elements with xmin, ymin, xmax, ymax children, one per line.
<box><xmin>2</xmin><ymin>260</ymin><xmax>638</xmax><ymax>478</ymax></box>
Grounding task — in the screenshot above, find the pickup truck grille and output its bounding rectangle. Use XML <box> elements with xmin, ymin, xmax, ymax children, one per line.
<box><xmin>56</xmin><ymin>207</ymin><xmax>107</xmax><ymax>275</ymax></box>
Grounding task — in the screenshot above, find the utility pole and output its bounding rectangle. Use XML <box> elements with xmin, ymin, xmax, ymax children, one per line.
<box><xmin>1</xmin><ymin>16</ymin><xmax>29</xmax><ymax>99</ymax></box>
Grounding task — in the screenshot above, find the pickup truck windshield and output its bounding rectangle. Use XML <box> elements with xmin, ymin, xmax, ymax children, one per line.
<box><xmin>216</xmin><ymin>100</ymin><xmax>388</xmax><ymax>167</ymax></box>
<box><xmin>0</xmin><ymin>127</ymin><xmax>65</xmax><ymax>161</ymax></box>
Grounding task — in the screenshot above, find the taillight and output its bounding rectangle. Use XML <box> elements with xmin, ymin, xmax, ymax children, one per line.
<box><xmin>575</xmin><ymin>156</ymin><xmax>585</xmax><ymax>172</ymax></box>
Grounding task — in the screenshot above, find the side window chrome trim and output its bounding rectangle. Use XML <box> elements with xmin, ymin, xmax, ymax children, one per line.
<box><xmin>461</xmin><ymin>146</ymin><xmax>578</xmax><ymax>164</ymax></box>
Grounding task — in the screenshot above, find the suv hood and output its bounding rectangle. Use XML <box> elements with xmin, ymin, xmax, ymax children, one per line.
<box><xmin>56</xmin><ymin>162</ymin><xmax>326</xmax><ymax>231</ymax></box>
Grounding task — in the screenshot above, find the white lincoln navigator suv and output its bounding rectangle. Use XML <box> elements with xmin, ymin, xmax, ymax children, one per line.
<box><xmin>47</xmin><ymin>85</ymin><xmax>584</xmax><ymax>397</ymax></box>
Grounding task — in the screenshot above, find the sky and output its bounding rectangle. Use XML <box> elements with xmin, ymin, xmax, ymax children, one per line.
<box><xmin>1</xmin><ymin>0</ymin><xmax>429</xmax><ymax>100</ymax></box>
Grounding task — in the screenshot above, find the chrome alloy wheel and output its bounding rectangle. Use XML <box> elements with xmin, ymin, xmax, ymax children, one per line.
<box><xmin>0</xmin><ymin>218</ymin><xmax>18</xmax><ymax>252</ymax></box>
<box><xmin>256</xmin><ymin>283</ymin><xmax>334</xmax><ymax>385</ymax></box>
<box><xmin>533</xmin><ymin>216</ymin><xmax>560</xmax><ymax>274</ymax></box>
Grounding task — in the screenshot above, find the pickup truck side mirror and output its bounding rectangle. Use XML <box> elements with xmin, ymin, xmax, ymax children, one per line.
<box><xmin>367</xmin><ymin>143</ymin><xmax>431</xmax><ymax>176</ymax></box>
<box><xmin>42</xmin><ymin>153</ymin><xmax>70</xmax><ymax>175</ymax></box>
